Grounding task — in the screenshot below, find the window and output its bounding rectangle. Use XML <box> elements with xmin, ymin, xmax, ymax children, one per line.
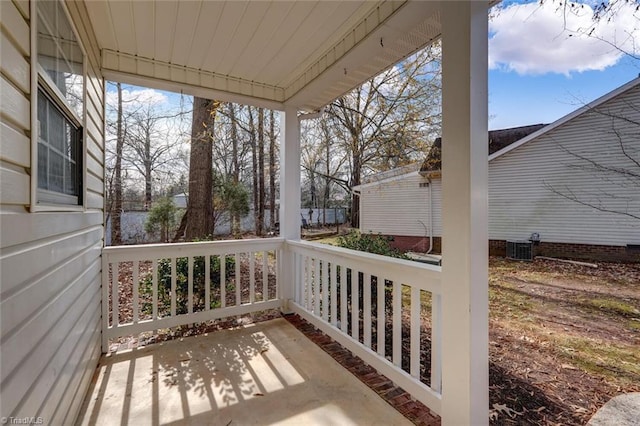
<box><xmin>35</xmin><ymin>0</ymin><xmax>84</xmax><ymax>206</ymax></box>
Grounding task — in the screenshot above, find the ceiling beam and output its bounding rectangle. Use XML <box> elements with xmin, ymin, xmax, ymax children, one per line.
<box><xmin>101</xmin><ymin>49</ymin><xmax>286</xmax><ymax>109</ymax></box>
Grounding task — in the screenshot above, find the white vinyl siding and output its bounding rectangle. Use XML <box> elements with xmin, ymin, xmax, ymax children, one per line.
<box><xmin>359</xmin><ymin>85</ymin><xmax>640</xmax><ymax>248</ymax></box>
<box><xmin>0</xmin><ymin>1</ymin><xmax>104</xmax><ymax>425</ymax></box>
<box><xmin>489</xmin><ymin>86</ymin><xmax>640</xmax><ymax>247</ymax></box>
<box><xmin>360</xmin><ymin>172</ymin><xmax>442</xmax><ymax>238</ymax></box>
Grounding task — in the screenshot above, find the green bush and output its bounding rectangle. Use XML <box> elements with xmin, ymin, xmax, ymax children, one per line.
<box><xmin>337</xmin><ymin>230</ymin><xmax>407</xmax><ymax>259</ymax></box>
<box><xmin>335</xmin><ymin>231</ymin><xmax>400</xmax><ymax>316</ymax></box>
<box><xmin>141</xmin><ymin>255</ymin><xmax>236</xmax><ymax>315</ymax></box>
<box><xmin>145</xmin><ymin>197</ymin><xmax>181</xmax><ymax>242</ymax></box>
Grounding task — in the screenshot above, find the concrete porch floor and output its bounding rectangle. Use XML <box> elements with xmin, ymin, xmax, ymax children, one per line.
<box><xmin>77</xmin><ymin>318</ymin><xmax>411</xmax><ymax>425</ymax></box>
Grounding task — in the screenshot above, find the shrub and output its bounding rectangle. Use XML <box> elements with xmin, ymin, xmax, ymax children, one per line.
<box><xmin>337</xmin><ymin>230</ymin><xmax>407</xmax><ymax>259</ymax></box>
<box><xmin>141</xmin><ymin>254</ymin><xmax>236</xmax><ymax>315</ymax></box>
<box><xmin>144</xmin><ymin>197</ymin><xmax>181</xmax><ymax>242</ymax></box>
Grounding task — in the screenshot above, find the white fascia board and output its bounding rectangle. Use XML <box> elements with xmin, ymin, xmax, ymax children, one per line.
<box><xmin>353</xmin><ymin>170</ymin><xmax>421</xmax><ymax>191</ymax></box>
<box><xmin>489</xmin><ymin>76</ymin><xmax>640</xmax><ymax>162</ymax></box>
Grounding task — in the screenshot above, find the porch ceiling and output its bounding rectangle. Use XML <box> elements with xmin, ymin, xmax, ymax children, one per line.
<box><xmin>83</xmin><ymin>0</ymin><xmax>444</xmax><ymax>110</ymax></box>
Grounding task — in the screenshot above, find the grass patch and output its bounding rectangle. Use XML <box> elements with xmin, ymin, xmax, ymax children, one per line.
<box><xmin>585</xmin><ymin>297</ymin><xmax>640</xmax><ymax>318</ymax></box>
<box><xmin>488</xmin><ymin>256</ymin><xmax>640</xmax><ymax>397</ymax></box>
<box><xmin>489</xmin><ymin>280</ymin><xmax>537</xmax><ymax>320</ymax></box>
<box><xmin>551</xmin><ymin>334</ymin><xmax>640</xmax><ymax>388</ymax></box>
<box><xmin>313</xmin><ymin>235</ymin><xmax>341</xmax><ymax>245</ymax></box>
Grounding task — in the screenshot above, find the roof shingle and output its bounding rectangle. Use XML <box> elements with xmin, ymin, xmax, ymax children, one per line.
<box><xmin>419</xmin><ymin>123</ymin><xmax>547</xmax><ymax>173</ymax></box>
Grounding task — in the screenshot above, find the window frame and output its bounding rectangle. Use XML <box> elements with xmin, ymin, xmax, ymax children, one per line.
<box><xmin>30</xmin><ymin>0</ymin><xmax>87</xmax><ymax>212</ymax></box>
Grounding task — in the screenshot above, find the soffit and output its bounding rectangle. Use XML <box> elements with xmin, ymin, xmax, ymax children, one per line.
<box><xmin>84</xmin><ymin>0</ymin><xmax>445</xmax><ymax>110</ymax></box>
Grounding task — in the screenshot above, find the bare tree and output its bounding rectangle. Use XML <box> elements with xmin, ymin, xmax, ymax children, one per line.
<box><xmin>122</xmin><ymin>105</ymin><xmax>186</xmax><ymax>209</ymax></box>
<box><xmin>228</xmin><ymin>103</ymin><xmax>242</xmax><ymax>236</ymax></box>
<box><xmin>247</xmin><ymin>107</ymin><xmax>260</xmax><ymax>234</ymax></box>
<box><xmin>268</xmin><ymin>110</ymin><xmax>278</xmax><ymax>230</ymax></box>
<box><xmin>301</xmin><ymin>118</ymin><xmax>349</xmax><ymax>222</ymax></box>
<box><xmin>105</xmin><ymin>82</ymin><xmax>149</xmax><ymax>244</ymax></box>
<box><xmin>110</xmin><ymin>82</ymin><xmax>124</xmax><ymax>245</ymax></box>
<box><xmin>321</xmin><ymin>119</ymin><xmax>332</xmax><ymax>224</ymax></box>
<box><xmin>301</xmin><ymin>134</ymin><xmax>321</xmax><ymax>210</ymax></box>
<box><xmin>257</xmin><ymin>108</ymin><xmax>266</xmax><ymax>236</ymax></box>
<box><xmin>552</xmin><ymin>0</ymin><xmax>640</xmax><ymax>60</ymax></box>
<box><xmin>325</xmin><ymin>45</ymin><xmax>442</xmax><ymax>226</ymax></box>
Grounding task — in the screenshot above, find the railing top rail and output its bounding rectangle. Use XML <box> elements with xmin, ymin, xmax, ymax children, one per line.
<box><xmin>103</xmin><ymin>237</ymin><xmax>285</xmax><ymax>262</ymax></box>
<box><xmin>287</xmin><ymin>239</ymin><xmax>441</xmax><ymax>272</ymax></box>
<box><xmin>287</xmin><ymin>240</ymin><xmax>441</xmax><ymax>293</ymax></box>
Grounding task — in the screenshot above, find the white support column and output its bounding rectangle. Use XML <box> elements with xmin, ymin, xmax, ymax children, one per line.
<box><xmin>440</xmin><ymin>2</ymin><xmax>489</xmax><ymax>425</ymax></box>
<box><xmin>279</xmin><ymin>106</ymin><xmax>301</xmax><ymax>311</ymax></box>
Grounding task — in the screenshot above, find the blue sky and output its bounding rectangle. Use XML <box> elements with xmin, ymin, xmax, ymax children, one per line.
<box><xmin>489</xmin><ymin>58</ymin><xmax>640</xmax><ymax>129</ymax></box>
<box><xmin>488</xmin><ymin>0</ymin><xmax>640</xmax><ymax>129</ymax></box>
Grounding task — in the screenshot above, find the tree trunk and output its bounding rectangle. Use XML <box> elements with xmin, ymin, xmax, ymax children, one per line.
<box><xmin>350</xmin><ymin>151</ymin><xmax>361</xmax><ymax>227</ymax></box>
<box><xmin>268</xmin><ymin>110</ymin><xmax>276</xmax><ymax>231</ymax></box>
<box><xmin>249</xmin><ymin>108</ymin><xmax>259</xmax><ymax>234</ymax></box>
<box><xmin>144</xmin><ymin>130</ymin><xmax>152</xmax><ymax>210</ymax></box>
<box><xmin>111</xmin><ymin>82</ymin><xmax>123</xmax><ymax>245</ymax></box>
<box><xmin>257</xmin><ymin>108</ymin><xmax>265</xmax><ymax>236</ymax></box>
<box><xmin>185</xmin><ymin>97</ymin><xmax>216</xmax><ymax>240</ymax></box>
<box><xmin>310</xmin><ymin>170</ymin><xmax>316</xmax><ymax>209</ymax></box>
<box><xmin>229</xmin><ymin>103</ymin><xmax>241</xmax><ymax>237</ymax></box>
<box><xmin>350</xmin><ymin>193</ymin><xmax>360</xmax><ymax>228</ymax></box>
<box><xmin>173</xmin><ymin>210</ymin><xmax>188</xmax><ymax>242</ymax></box>
<box><xmin>323</xmin><ymin>120</ymin><xmax>330</xmax><ymax>225</ymax></box>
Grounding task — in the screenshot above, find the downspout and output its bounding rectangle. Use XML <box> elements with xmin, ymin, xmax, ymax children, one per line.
<box><xmin>427</xmin><ymin>177</ymin><xmax>433</xmax><ymax>254</ymax></box>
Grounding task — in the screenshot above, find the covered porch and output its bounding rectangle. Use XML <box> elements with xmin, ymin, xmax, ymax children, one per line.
<box><xmin>0</xmin><ymin>1</ymin><xmax>489</xmax><ymax>424</ymax></box>
<box><xmin>87</xmin><ymin>0</ymin><xmax>489</xmax><ymax>423</ymax></box>
<box><xmin>78</xmin><ymin>318</ymin><xmax>415</xmax><ymax>425</ymax></box>
<box><xmin>95</xmin><ymin>236</ymin><xmax>444</xmax><ymax>411</ymax></box>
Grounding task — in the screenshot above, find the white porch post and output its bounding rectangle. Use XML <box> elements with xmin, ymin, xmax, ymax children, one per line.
<box><xmin>440</xmin><ymin>2</ymin><xmax>489</xmax><ymax>425</ymax></box>
<box><xmin>279</xmin><ymin>106</ymin><xmax>301</xmax><ymax>311</ymax></box>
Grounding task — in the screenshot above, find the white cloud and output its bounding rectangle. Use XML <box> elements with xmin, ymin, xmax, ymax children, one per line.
<box><xmin>489</xmin><ymin>1</ymin><xmax>639</xmax><ymax>75</ymax></box>
<box><xmin>105</xmin><ymin>86</ymin><xmax>169</xmax><ymax>110</ymax></box>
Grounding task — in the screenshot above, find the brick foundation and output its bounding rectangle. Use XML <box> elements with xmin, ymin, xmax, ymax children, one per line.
<box><xmin>488</xmin><ymin>239</ymin><xmax>506</xmax><ymax>257</ymax></box>
<box><xmin>491</xmin><ymin>240</ymin><xmax>639</xmax><ymax>263</ymax></box>
<box><xmin>387</xmin><ymin>235</ymin><xmax>638</xmax><ymax>263</ymax></box>
<box><xmin>388</xmin><ymin>235</ymin><xmax>442</xmax><ymax>253</ymax></box>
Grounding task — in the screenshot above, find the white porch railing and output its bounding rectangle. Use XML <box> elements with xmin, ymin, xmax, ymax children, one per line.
<box><xmin>102</xmin><ymin>238</ymin><xmax>442</xmax><ymax>416</ymax></box>
<box><xmin>287</xmin><ymin>240</ymin><xmax>443</xmax><ymax>415</ymax></box>
<box><xmin>101</xmin><ymin>238</ymin><xmax>284</xmax><ymax>351</ymax></box>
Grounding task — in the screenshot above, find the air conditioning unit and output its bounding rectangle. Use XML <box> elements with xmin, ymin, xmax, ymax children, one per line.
<box><xmin>506</xmin><ymin>240</ymin><xmax>533</xmax><ymax>261</ymax></box>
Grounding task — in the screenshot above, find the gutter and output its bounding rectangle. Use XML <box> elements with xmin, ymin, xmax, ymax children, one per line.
<box><xmin>298</xmin><ymin>107</ymin><xmax>325</xmax><ymax>122</ymax></box>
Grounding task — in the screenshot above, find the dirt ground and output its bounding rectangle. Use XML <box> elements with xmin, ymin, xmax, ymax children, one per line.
<box><xmin>487</xmin><ymin>257</ymin><xmax>640</xmax><ymax>425</ymax></box>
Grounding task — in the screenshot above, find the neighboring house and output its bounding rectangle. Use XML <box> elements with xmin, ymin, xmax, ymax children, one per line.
<box><xmin>172</xmin><ymin>192</ymin><xmax>188</xmax><ymax>208</ymax></box>
<box><xmin>105</xmin><ymin>211</ymin><xmax>149</xmax><ymax>245</ymax></box>
<box><xmin>357</xmin><ymin>79</ymin><xmax>640</xmax><ymax>262</ymax></box>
